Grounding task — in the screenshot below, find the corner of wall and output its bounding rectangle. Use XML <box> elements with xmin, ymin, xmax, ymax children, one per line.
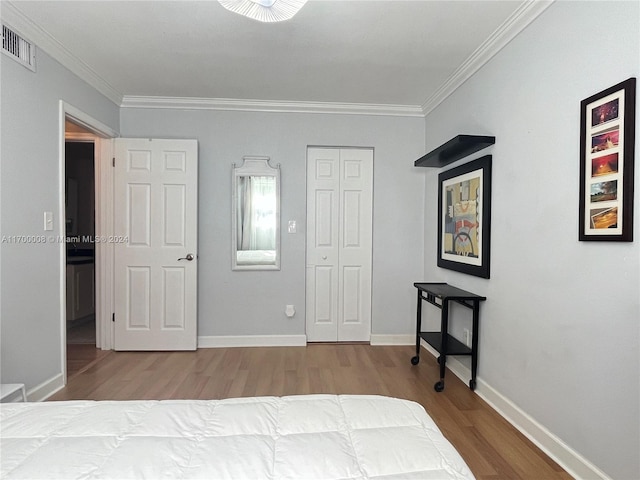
<box><xmin>420</xmin><ymin>342</ymin><xmax>611</xmax><ymax>480</ymax></box>
<box><xmin>26</xmin><ymin>373</ymin><xmax>65</xmax><ymax>402</ymax></box>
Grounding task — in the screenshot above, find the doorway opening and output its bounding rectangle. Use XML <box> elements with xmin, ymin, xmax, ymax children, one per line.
<box><xmin>65</xmin><ymin>140</ymin><xmax>100</xmax><ymax>375</ymax></box>
<box><xmin>59</xmin><ymin>102</ymin><xmax>118</xmax><ymax>388</ymax></box>
<box><xmin>64</xmin><ymin>123</ymin><xmax>103</xmax><ymax>377</ymax></box>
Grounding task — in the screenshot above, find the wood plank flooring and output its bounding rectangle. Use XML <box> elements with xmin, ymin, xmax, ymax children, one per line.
<box><xmin>66</xmin><ymin>343</ymin><xmax>109</xmax><ymax>378</ymax></box>
<box><xmin>53</xmin><ymin>344</ymin><xmax>572</xmax><ymax>480</ymax></box>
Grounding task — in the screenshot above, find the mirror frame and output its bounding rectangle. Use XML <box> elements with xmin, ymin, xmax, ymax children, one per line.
<box><xmin>231</xmin><ymin>156</ymin><xmax>281</xmax><ymax>271</ymax></box>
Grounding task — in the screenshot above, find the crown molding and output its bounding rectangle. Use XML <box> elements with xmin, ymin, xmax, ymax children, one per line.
<box><xmin>1</xmin><ymin>0</ymin><xmax>421</xmax><ymax>119</ymax></box>
<box><xmin>2</xmin><ymin>1</ymin><xmax>123</xmax><ymax>106</ymax></box>
<box><xmin>421</xmin><ymin>0</ymin><xmax>555</xmax><ymax>115</ymax></box>
<box><xmin>3</xmin><ymin>0</ymin><xmax>553</xmax><ymax>118</ymax></box>
<box><xmin>121</xmin><ymin>95</ymin><xmax>425</xmax><ymax>117</ymax></box>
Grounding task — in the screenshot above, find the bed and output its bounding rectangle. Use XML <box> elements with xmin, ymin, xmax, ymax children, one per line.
<box><xmin>0</xmin><ymin>394</ymin><xmax>475</xmax><ymax>479</ymax></box>
<box><xmin>236</xmin><ymin>249</ymin><xmax>276</xmax><ymax>265</ymax></box>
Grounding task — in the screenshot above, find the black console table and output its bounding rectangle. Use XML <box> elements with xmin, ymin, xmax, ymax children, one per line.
<box><xmin>411</xmin><ymin>282</ymin><xmax>486</xmax><ymax>392</ymax></box>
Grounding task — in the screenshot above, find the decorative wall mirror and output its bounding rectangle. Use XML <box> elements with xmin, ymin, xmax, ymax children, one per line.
<box><xmin>232</xmin><ymin>156</ymin><xmax>281</xmax><ymax>270</ymax></box>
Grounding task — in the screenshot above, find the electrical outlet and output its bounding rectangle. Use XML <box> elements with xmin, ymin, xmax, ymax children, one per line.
<box><xmin>463</xmin><ymin>328</ymin><xmax>471</xmax><ymax>347</ymax></box>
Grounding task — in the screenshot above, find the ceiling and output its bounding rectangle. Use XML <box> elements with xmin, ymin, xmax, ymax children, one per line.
<box><xmin>4</xmin><ymin>1</ymin><xmax>551</xmax><ymax>113</ymax></box>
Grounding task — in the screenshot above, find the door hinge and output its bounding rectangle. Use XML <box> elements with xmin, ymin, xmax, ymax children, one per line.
<box><xmin>112</xmin><ymin>313</ymin><xmax>115</xmax><ymax>322</ymax></box>
<box><xmin>112</xmin><ymin>157</ymin><xmax>115</xmax><ymax>167</ymax></box>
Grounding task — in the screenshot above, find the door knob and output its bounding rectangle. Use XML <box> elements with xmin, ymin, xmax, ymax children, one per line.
<box><xmin>322</xmin><ymin>255</ymin><xmax>327</xmax><ymax>260</ymax></box>
<box><xmin>178</xmin><ymin>254</ymin><xmax>195</xmax><ymax>261</ymax></box>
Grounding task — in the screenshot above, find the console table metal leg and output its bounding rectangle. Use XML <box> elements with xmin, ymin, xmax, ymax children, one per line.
<box><xmin>469</xmin><ymin>301</ymin><xmax>480</xmax><ymax>390</ymax></box>
<box><xmin>434</xmin><ymin>300</ymin><xmax>449</xmax><ymax>392</ymax></box>
<box><xmin>411</xmin><ymin>291</ymin><xmax>422</xmax><ymax>365</ymax></box>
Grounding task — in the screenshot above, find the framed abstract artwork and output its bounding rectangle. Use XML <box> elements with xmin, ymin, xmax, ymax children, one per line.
<box><xmin>437</xmin><ymin>155</ymin><xmax>492</xmax><ymax>278</ymax></box>
<box><xmin>579</xmin><ymin>78</ymin><xmax>636</xmax><ymax>241</ymax></box>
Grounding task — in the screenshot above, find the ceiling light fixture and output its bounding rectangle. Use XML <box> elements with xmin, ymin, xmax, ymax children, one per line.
<box><xmin>218</xmin><ymin>0</ymin><xmax>307</xmax><ymax>22</ymax></box>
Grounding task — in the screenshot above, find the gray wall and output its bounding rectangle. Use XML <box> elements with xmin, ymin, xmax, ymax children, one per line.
<box><xmin>422</xmin><ymin>2</ymin><xmax>639</xmax><ymax>479</ymax></box>
<box><xmin>0</xmin><ymin>51</ymin><xmax>119</xmax><ymax>391</ymax></box>
<box><xmin>120</xmin><ymin>109</ymin><xmax>425</xmax><ymax>339</ymax></box>
<box><xmin>3</xmin><ymin>3</ymin><xmax>637</xmax><ymax>477</ymax></box>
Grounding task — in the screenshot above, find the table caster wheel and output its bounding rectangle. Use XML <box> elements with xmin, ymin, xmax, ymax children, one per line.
<box><xmin>434</xmin><ymin>381</ymin><xmax>444</xmax><ymax>392</ymax></box>
<box><xmin>469</xmin><ymin>379</ymin><xmax>476</xmax><ymax>391</ymax></box>
<box><xmin>410</xmin><ymin>356</ymin><xmax>420</xmax><ymax>365</ymax></box>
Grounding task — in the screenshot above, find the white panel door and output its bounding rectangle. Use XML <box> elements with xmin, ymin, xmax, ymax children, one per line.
<box><xmin>306</xmin><ymin>147</ymin><xmax>373</xmax><ymax>342</ymax></box>
<box><xmin>306</xmin><ymin>148</ymin><xmax>340</xmax><ymax>341</ymax></box>
<box><xmin>114</xmin><ymin>138</ymin><xmax>198</xmax><ymax>350</ymax></box>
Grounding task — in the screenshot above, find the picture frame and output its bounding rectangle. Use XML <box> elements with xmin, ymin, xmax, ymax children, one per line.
<box><xmin>437</xmin><ymin>155</ymin><xmax>492</xmax><ymax>278</ymax></box>
<box><xmin>579</xmin><ymin>78</ymin><xmax>636</xmax><ymax>241</ymax></box>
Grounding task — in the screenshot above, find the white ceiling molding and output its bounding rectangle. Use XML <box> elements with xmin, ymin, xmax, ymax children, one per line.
<box><xmin>121</xmin><ymin>96</ymin><xmax>425</xmax><ymax>118</ymax></box>
<box><xmin>4</xmin><ymin>0</ymin><xmax>553</xmax><ymax>118</ymax></box>
<box><xmin>421</xmin><ymin>0</ymin><xmax>555</xmax><ymax>116</ymax></box>
<box><xmin>3</xmin><ymin>1</ymin><xmax>123</xmax><ymax>106</ymax></box>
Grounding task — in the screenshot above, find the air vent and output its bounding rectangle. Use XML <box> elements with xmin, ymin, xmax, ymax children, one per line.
<box><xmin>2</xmin><ymin>24</ymin><xmax>36</xmax><ymax>71</ymax></box>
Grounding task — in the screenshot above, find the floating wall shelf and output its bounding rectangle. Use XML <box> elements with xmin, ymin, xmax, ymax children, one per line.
<box><xmin>415</xmin><ymin>134</ymin><xmax>495</xmax><ymax>168</ymax></box>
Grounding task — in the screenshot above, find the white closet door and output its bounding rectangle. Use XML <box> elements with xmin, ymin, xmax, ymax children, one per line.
<box><xmin>306</xmin><ymin>148</ymin><xmax>340</xmax><ymax>341</ymax></box>
<box><xmin>337</xmin><ymin>148</ymin><xmax>373</xmax><ymax>341</ymax></box>
<box><xmin>306</xmin><ymin>147</ymin><xmax>373</xmax><ymax>342</ymax></box>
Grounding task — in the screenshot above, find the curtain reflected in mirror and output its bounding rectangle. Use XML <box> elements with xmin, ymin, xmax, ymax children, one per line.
<box><xmin>232</xmin><ymin>157</ymin><xmax>280</xmax><ymax>270</ymax></box>
<box><xmin>236</xmin><ymin>176</ymin><xmax>276</xmax><ymax>263</ymax></box>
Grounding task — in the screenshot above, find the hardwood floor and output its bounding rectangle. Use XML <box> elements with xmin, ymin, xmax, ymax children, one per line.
<box><xmin>66</xmin><ymin>343</ymin><xmax>109</xmax><ymax>378</ymax></box>
<box><xmin>52</xmin><ymin>344</ymin><xmax>572</xmax><ymax>480</ymax></box>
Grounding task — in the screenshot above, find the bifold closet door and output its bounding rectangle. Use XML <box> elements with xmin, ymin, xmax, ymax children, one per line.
<box><xmin>306</xmin><ymin>147</ymin><xmax>373</xmax><ymax>342</ymax></box>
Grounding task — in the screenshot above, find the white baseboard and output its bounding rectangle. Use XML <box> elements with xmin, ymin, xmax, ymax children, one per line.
<box><xmin>198</xmin><ymin>335</ymin><xmax>307</xmax><ymax>348</ymax></box>
<box><xmin>369</xmin><ymin>334</ymin><xmax>414</xmax><ymax>345</ymax></box>
<box><xmin>199</xmin><ymin>334</ymin><xmax>414</xmax><ymax>348</ymax></box>
<box><xmin>27</xmin><ymin>373</ymin><xmax>65</xmax><ymax>402</ymax></box>
<box><xmin>419</xmin><ymin>341</ymin><xmax>610</xmax><ymax>480</ymax></box>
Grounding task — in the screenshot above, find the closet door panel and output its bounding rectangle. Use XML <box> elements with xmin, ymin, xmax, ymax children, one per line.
<box><xmin>307</xmin><ymin>147</ymin><xmax>372</xmax><ymax>342</ymax></box>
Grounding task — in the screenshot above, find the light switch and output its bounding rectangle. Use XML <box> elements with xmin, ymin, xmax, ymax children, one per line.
<box><xmin>288</xmin><ymin>220</ymin><xmax>297</xmax><ymax>234</ymax></box>
<box><xmin>44</xmin><ymin>211</ymin><xmax>53</xmax><ymax>231</ymax></box>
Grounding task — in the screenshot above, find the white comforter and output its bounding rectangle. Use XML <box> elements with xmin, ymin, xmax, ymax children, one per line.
<box><xmin>0</xmin><ymin>394</ymin><xmax>475</xmax><ymax>479</ymax></box>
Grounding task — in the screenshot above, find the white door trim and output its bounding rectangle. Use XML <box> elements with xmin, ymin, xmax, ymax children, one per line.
<box><xmin>59</xmin><ymin>101</ymin><xmax>118</xmax><ymax>384</ymax></box>
<box><xmin>62</xmin><ymin>103</ymin><xmax>118</xmax><ymax>139</ymax></box>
